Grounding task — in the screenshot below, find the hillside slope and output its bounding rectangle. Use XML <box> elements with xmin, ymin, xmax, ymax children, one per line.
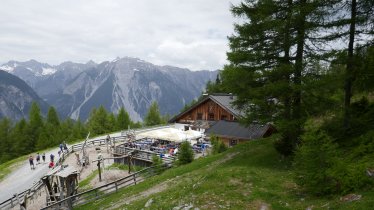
<box><xmin>0</xmin><ymin>70</ymin><xmax>49</xmax><ymax>120</ymax></box>
<box><xmin>77</xmin><ymin>138</ymin><xmax>374</xmax><ymax>210</ymax></box>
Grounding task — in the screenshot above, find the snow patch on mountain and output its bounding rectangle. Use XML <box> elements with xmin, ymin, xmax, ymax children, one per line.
<box><xmin>0</xmin><ymin>65</ymin><xmax>15</xmax><ymax>73</ymax></box>
<box><xmin>41</xmin><ymin>67</ymin><xmax>57</xmax><ymax>75</ymax></box>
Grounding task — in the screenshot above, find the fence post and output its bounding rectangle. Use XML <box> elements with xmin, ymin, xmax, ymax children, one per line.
<box><xmin>133</xmin><ymin>174</ymin><xmax>137</xmax><ymax>185</ymax></box>
<box><xmin>115</xmin><ymin>182</ymin><xmax>118</xmax><ymax>192</ymax></box>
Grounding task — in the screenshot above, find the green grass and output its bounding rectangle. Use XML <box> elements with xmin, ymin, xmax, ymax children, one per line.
<box><xmin>107</xmin><ymin>163</ymin><xmax>146</xmax><ymax>172</ymax></box>
<box><xmin>75</xmin><ymin>136</ymin><xmax>374</xmax><ymax>210</ymax></box>
<box><xmin>0</xmin><ymin>155</ymin><xmax>30</xmax><ymax>181</ymax></box>
<box><xmin>79</xmin><ymin>170</ymin><xmax>99</xmax><ymax>191</ymax></box>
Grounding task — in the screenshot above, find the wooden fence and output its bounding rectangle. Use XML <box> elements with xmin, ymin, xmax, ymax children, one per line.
<box><xmin>0</xmin><ymin>125</ymin><xmax>173</xmax><ymax>209</ymax></box>
<box><xmin>40</xmin><ymin>164</ymin><xmax>170</xmax><ymax>210</ymax></box>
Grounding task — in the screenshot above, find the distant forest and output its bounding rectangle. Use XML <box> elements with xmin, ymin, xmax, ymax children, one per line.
<box><xmin>0</xmin><ymin>101</ymin><xmax>167</xmax><ymax>164</ymax></box>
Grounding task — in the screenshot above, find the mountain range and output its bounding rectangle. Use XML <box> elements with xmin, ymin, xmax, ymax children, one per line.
<box><xmin>0</xmin><ymin>70</ymin><xmax>49</xmax><ymax>120</ymax></box>
<box><xmin>0</xmin><ymin>57</ymin><xmax>218</xmax><ymax>121</ymax></box>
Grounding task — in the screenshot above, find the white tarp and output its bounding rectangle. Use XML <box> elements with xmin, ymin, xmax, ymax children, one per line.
<box><xmin>137</xmin><ymin>127</ymin><xmax>203</xmax><ymax>143</ymax></box>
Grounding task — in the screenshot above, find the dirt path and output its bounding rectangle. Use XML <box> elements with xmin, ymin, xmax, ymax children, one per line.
<box><xmin>106</xmin><ymin>152</ymin><xmax>239</xmax><ymax>210</ymax></box>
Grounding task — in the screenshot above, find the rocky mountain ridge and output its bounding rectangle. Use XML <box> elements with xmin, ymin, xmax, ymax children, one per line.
<box><xmin>0</xmin><ymin>57</ymin><xmax>218</xmax><ymax>121</ymax></box>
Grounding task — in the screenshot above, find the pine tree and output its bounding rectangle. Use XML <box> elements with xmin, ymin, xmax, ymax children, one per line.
<box><xmin>0</xmin><ymin>118</ymin><xmax>12</xmax><ymax>163</ymax></box>
<box><xmin>87</xmin><ymin>106</ymin><xmax>110</xmax><ymax>135</ymax></box>
<box><xmin>27</xmin><ymin>102</ymin><xmax>44</xmax><ymax>152</ymax></box>
<box><xmin>222</xmin><ymin>0</ymin><xmax>341</xmax><ymax>155</ymax></box>
<box><xmin>46</xmin><ymin>106</ymin><xmax>60</xmax><ymax>126</ymax></box>
<box><xmin>11</xmin><ymin>119</ymin><xmax>29</xmax><ymax>156</ymax></box>
<box><xmin>116</xmin><ymin>107</ymin><xmax>131</xmax><ymax>130</ymax></box>
<box><xmin>178</xmin><ymin>141</ymin><xmax>194</xmax><ymax>165</ymax></box>
<box><xmin>144</xmin><ymin>101</ymin><xmax>163</xmax><ymax>126</ymax></box>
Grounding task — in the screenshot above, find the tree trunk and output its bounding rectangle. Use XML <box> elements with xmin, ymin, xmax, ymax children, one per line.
<box><xmin>283</xmin><ymin>0</ymin><xmax>293</xmax><ymax>120</ymax></box>
<box><xmin>344</xmin><ymin>0</ymin><xmax>357</xmax><ymax>130</ymax></box>
<box><xmin>293</xmin><ymin>0</ymin><xmax>307</xmax><ymax>144</ymax></box>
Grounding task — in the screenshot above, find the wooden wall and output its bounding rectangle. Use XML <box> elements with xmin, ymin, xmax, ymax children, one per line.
<box><xmin>176</xmin><ymin>99</ymin><xmax>235</xmax><ymax>123</ymax></box>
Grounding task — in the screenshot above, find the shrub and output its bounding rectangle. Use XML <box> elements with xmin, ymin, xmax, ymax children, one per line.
<box><xmin>294</xmin><ymin>121</ymin><xmax>374</xmax><ymax>195</ymax></box>
<box><xmin>210</xmin><ymin>135</ymin><xmax>227</xmax><ymax>154</ymax></box>
<box><xmin>294</xmin><ymin>125</ymin><xmax>340</xmax><ymax>195</ymax></box>
<box><xmin>178</xmin><ymin>141</ymin><xmax>194</xmax><ymax>165</ymax></box>
<box><xmin>152</xmin><ymin>154</ymin><xmax>164</xmax><ymax>174</ymax></box>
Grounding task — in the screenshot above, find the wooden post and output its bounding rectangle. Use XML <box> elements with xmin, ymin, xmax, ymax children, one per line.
<box><xmin>133</xmin><ymin>174</ymin><xmax>137</xmax><ymax>185</ymax></box>
<box><xmin>115</xmin><ymin>182</ymin><xmax>118</xmax><ymax>192</ymax></box>
<box><xmin>97</xmin><ymin>160</ymin><xmax>102</xmax><ymax>182</ymax></box>
<box><xmin>128</xmin><ymin>155</ymin><xmax>131</xmax><ymax>174</ymax></box>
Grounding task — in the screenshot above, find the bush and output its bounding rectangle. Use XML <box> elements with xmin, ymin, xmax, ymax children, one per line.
<box><xmin>211</xmin><ymin>135</ymin><xmax>227</xmax><ymax>154</ymax></box>
<box><xmin>294</xmin><ymin>121</ymin><xmax>374</xmax><ymax>195</ymax></box>
<box><xmin>294</xmin><ymin>127</ymin><xmax>340</xmax><ymax>195</ymax></box>
<box><xmin>178</xmin><ymin>141</ymin><xmax>194</xmax><ymax>165</ymax></box>
<box><xmin>152</xmin><ymin>154</ymin><xmax>164</xmax><ymax>174</ymax></box>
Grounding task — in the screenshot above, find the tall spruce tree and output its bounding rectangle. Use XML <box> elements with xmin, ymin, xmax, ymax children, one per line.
<box><xmin>116</xmin><ymin>107</ymin><xmax>131</xmax><ymax>130</ymax></box>
<box><xmin>0</xmin><ymin>118</ymin><xmax>12</xmax><ymax>163</ymax></box>
<box><xmin>222</xmin><ymin>0</ymin><xmax>340</xmax><ymax>155</ymax></box>
<box><xmin>144</xmin><ymin>101</ymin><xmax>163</xmax><ymax>126</ymax></box>
<box><xmin>27</xmin><ymin>102</ymin><xmax>44</xmax><ymax>152</ymax></box>
<box><xmin>87</xmin><ymin>106</ymin><xmax>110</xmax><ymax>135</ymax></box>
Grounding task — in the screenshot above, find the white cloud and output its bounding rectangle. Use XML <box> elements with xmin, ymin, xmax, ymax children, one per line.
<box><xmin>0</xmin><ymin>0</ymin><xmax>241</xmax><ymax>70</ymax></box>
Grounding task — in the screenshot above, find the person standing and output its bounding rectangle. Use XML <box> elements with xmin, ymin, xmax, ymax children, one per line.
<box><xmin>29</xmin><ymin>156</ymin><xmax>35</xmax><ymax>170</ymax></box>
<box><xmin>59</xmin><ymin>143</ymin><xmax>63</xmax><ymax>152</ymax></box>
<box><xmin>42</xmin><ymin>153</ymin><xmax>46</xmax><ymax>163</ymax></box>
<box><xmin>36</xmin><ymin>153</ymin><xmax>40</xmax><ymax>164</ymax></box>
<box><xmin>50</xmin><ymin>153</ymin><xmax>55</xmax><ymax>162</ymax></box>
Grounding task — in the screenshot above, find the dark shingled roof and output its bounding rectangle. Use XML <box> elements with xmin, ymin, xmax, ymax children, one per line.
<box><xmin>205</xmin><ymin>120</ymin><xmax>274</xmax><ymax>140</ymax></box>
<box><xmin>209</xmin><ymin>95</ymin><xmax>242</xmax><ymax>117</ymax></box>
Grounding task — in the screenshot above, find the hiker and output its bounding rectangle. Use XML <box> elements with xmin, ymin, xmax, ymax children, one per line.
<box><xmin>29</xmin><ymin>156</ymin><xmax>35</xmax><ymax>170</ymax></box>
<box><xmin>58</xmin><ymin>150</ymin><xmax>61</xmax><ymax>157</ymax></box>
<box><xmin>63</xmin><ymin>141</ymin><xmax>68</xmax><ymax>152</ymax></box>
<box><xmin>49</xmin><ymin>161</ymin><xmax>54</xmax><ymax>168</ymax></box>
<box><xmin>59</xmin><ymin>143</ymin><xmax>63</xmax><ymax>152</ymax></box>
<box><xmin>36</xmin><ymin>153</ymin><xmax>40</xmax><ymax>164</ymax></box>
<box><xmin>42</xmin><ymin>153</ymin><xmax>46</xmax><ymax>163</ymax></box>
<box><xmin>50</xmin><ymin>153</ymin><xmax>55</xmax><ymax>162</ymax></box>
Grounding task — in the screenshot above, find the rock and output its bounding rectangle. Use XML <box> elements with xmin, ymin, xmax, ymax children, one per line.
<box><xmin>144</xmin><ymin>198</ymin><xmax>153</xmax><ymax>208</ymax></box>
<box><xmin>367</xmin><ymin>168</ymin><xmax>374</xmax><ymax>177</ymax></box>
<box><xmin>260</xmin><ymin>203</ymin><xmax>269</xmax><ymax>210</ymax></box>
<box><xmin>183</xmin><ymin>203</ymin><xmax>194</xmax><ymax>210</ymax></box>
<box><xmin>340</xmin><ymin>194</ymin><xmax>362</xmax><ymax>202</ymax></box>
<box><xmin>306</xmin><ymin>206</ymin><xmax>313</xmax><ymax>210</ymax></box>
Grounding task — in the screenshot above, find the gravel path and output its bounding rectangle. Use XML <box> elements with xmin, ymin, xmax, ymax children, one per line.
<box><xmin>0</xmin><ymin>132</ymin><xmax>122</xmax><ymax>204</ymax></box>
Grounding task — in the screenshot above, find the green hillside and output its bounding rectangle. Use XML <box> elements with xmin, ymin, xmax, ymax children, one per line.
<box><xmin>76</xmin><ymin>137</ymin><xmax>374</xmax><ymax>210</ymax></box>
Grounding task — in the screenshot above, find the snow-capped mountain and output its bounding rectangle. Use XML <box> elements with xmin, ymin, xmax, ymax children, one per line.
<box><xmin>1</xmin><ymin>57</ymin><xmax>218</xmax><ymax>121</ymax></box>
<box><xmin>0</xmin><ymin>70</ymin><xmax>49</xmax><ymax>120</ymax></box>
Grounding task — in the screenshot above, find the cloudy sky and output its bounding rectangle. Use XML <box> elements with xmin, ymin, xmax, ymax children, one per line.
<box><xmin>0</xmin><ymin>0</ymin><xmax>241</xmax><ymax>70</ymax></box>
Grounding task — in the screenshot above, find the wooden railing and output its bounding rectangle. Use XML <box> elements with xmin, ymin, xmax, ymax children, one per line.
<box><xmin>0</xmin><ymin>125</ymin><xmax>173</xmax><ymax>209</ymax></box>
<box><xmin>114</xmin><ymin>146</ymin><xmax>176</xmax><ymax>164</ymax></box>
<box><xmin>40</xmin><ymin>164</ymin><xmax>170</xmax><ymax>210</ymax></box>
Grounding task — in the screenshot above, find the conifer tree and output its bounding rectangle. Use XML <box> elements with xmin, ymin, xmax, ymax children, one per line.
<box><xmin>0</xmin><ymin>118</ymin><xmax>12</xmax><ymax>163</ymax></box>
<box><xmin>87</xmin><ymin>106</ymin><xmax>110</xmax><ymax>135</ymax></box>
<box><xmin>222</xmin><ymin>0</ymin><xmax>340</xmax><ymax>155</ymax></box>
<box><xmin>27</xmin><ymin>102</ymin><xmax>44</xmax><ymax>151</ymax></box>
<box><xmin>11</xmin><ymin>119</ymin><xmax>29</xmax><ymax>156</ymax></box>
<box><xmin>116</xmin><ymin>107</ymin><xmax>131</xmax><ymax>130</ymax></box>
<box><xmin>144</xmin><ymin>101</ymin><xmax>163</xmax><ymax>126</ymax></box>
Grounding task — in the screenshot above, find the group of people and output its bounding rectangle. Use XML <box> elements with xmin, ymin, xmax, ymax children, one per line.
<box><xmin>28</xmin><ymin>142</ymin><xmax>68</xmax><ymax>170</ymax></box>
<box><xmin>28</xmin><ymin>152</ymin><xmax>54</xmax><ymax>170</ymax></box>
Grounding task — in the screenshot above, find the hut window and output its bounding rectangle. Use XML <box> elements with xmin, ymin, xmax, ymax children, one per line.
<box><xmin>230</xmin><ymin>139</ymin><xmax>238</xmax><ymax>146</ymax></box>
<box><xmin>197</xmin><ymin>113</ymin><xmax>203</xmax><ymax>120</ymax></box>
<box><xmin>209</xmin><ymin>113</ymin><xmax>214</xmax><ymax>120</ymax></box>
